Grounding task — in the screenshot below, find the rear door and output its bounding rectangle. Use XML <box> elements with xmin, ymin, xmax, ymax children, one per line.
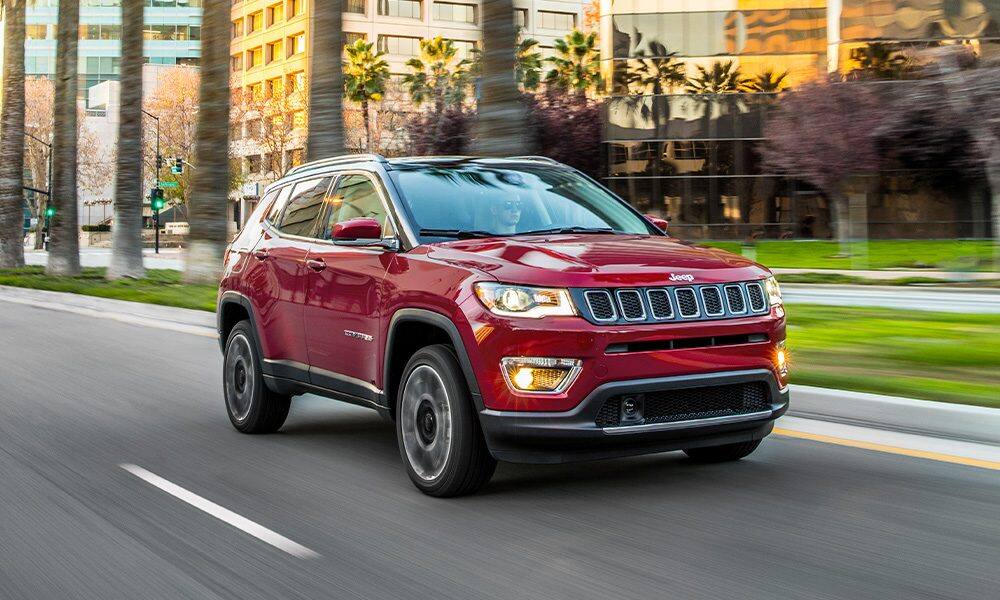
<box><xmin>302</xmin><ymin>173</ymin><xmax>395</xmax><ymax>400</ymax></box>
<box><xmin>247</xmin><ymin>176</ymin><xmax>333</xmax><ymax>378</ymax></box>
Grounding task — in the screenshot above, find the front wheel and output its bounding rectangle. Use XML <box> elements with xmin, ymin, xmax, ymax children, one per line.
<box><xmin>683</xmin><ymin>439</ymin><xmax>762</xmax><ymax>463</ymax></box>
<box><xmin>224</xmin><ymin>321</ymin><xmax>290</xmax><ymax>434</ymax></box>
<box><xmin>396</xmin><ymin>345</ymin><xmax>496</xmax><ymax>497</ymax></box>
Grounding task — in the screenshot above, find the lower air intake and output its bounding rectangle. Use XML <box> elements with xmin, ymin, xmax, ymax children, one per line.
<box><xmin>595</xmin><ymin>382</ymin><xmax>771</xmax><ymax>428</ymax></box>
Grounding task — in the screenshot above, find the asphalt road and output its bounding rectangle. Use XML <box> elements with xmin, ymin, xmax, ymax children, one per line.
<box><xmin>0</xmin><ymin>302</ymin><xmax>997</xmax><ymax>600</ymax></box>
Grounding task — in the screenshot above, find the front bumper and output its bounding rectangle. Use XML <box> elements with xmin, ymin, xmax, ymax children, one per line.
<box><xmin>478</xmin><ymin>369</ymin><xmax>788</xmax><ymax>464</ymax></box>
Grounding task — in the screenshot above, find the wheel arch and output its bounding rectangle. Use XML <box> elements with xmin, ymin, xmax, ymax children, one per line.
<box><xmin>218</xmin><ymin>291</ymin><xmax>260</xmax><ymax>353</ymax></box>
<box><xmin>384</xmin><ymin>308</ymin><xmax>483</xmax><ymax>419</ymax></box>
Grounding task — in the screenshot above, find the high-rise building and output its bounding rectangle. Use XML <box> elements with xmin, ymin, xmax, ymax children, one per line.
<box><xmin>229</xmin><ymin>0</ymin><xmax>588</xmax><ymax>207</ymax></box>
<box><xmin>23</xmin><ymin>0</ymin><xmax>201</xmax><ymax>96</ymax></box>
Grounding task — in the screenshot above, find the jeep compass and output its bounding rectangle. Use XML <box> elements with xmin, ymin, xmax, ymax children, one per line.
<box><xmin>218</xmin><ymin>155</ymin><xmax>789</xmax><ymax>496</ymax></box>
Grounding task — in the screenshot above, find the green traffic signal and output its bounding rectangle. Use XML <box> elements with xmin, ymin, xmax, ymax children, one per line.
<box><xmin>44</xmin><ymin>206</ymin><xmax>56</xmax><ymax>218</ymax></box>
<box><xmin>150</xmin><ymin>188</ymin><xmax>165</xmax><ymax>211</ymax></box>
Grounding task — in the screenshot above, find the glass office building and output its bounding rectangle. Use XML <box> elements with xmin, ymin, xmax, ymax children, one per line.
<box><xmin>23</xmin><ymin>0</ymin><xmax>201</xmax><ymax>95</ymax></box>
<box><xmin>600</xmin><ymin>0</ymin><xmax>996</xmax><ymax>239</ymax></box>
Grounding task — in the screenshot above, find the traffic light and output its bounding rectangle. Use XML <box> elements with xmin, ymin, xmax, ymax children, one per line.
<box><xmin>156</xmin><ymin>154</ymin><xmax>164</xmax><ymax>170</ymax></box>
<box><xmin>44</xmin><ymin>205</ymin><xmax>56</xmax><ymax>218</ymax></box>
<box><xmin>171</xmin><ymin>158</ymin><xmax>184</xmax><ymax>174</ymax></box>
<box><xmin>150</xmin><ymin>188</ymin><xmax>165</xmax><ymax>211</ymax></box>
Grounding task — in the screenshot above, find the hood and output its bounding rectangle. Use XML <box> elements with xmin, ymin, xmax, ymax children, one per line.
<box><xmin>423</xmin><ymin>234</ymin><xmax>770</xmax><ymax>288</ymax></box>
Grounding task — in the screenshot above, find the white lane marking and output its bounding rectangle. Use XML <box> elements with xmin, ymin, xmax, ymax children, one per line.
<box><xmin>120</xmin><ymin>464</ymin><xmax>319</xmax><ymax>559</ymax></box>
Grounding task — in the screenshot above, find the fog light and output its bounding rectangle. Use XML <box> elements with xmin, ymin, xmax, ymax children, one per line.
<box><xmin>776</xmin><ymin>341</ymin><xmax>788</xmax><ymax>377</ymax></box>
<box><xmin>501</xmin><ymin>357</ymin><xmax>582</xmax><ymax>393</ymax></box>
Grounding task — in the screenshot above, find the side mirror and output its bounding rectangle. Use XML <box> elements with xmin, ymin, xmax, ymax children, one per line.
<box><xmin>332</xmin><ymin>218</ymin><xmax>382</xmax><ymax>241</ymax></box>
<box><xmin>644</xmin><ymin>214</ymin><xmax>669</xmax><ymax>233</ymax></box>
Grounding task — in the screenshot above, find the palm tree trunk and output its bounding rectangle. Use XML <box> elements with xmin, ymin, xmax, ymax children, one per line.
<box><xmin>108</xmin><ymin>0</ymin><xmax>145</xmax><ymax>279</ymax></box>
<box><xmin>47</xmin><ymin>0</ymin><xmax>81</xmax><ymax>275</ymax></box>
<box><xmin>473</xmin><ymin>0</ymin><xmax>529</xmax><ymax>156</ymax></box>
<box><xmin>184</xmin><ymin>0</ymin><xmax>230</xmax><ymax>284</ymax></box>
<box><xmin>0</xmin><ymin>0</ymin><xmax>26</xmax><ymax>268</ymax></box>
<box><xmin>362</xmin><ymin>97</ymin><xmax>372</xmax><ymax>152</ymax></box>
<box><xmin>306</xmin><ymin>1</ymin><xmax>344</xmax><ymax>160</ymax></box>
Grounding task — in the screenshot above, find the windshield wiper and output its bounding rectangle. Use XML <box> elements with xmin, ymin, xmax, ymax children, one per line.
<box><xmin>514</xmin><ymin>226</ymin><xmax>618</xmax><ymax>236</ymax></box>
<box><xmin>419</xmin><ymin>228</ymin><xmax>503</xmax><ymax>239</ymax></box>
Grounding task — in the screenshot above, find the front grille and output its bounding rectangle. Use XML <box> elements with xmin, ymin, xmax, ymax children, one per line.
<box><xmin>725</xmin><ymin>285</ymin><xmax>746</xmax><ymax>314</ymax></box>
<box><xmin>616</xmin><ymin>289</ymin><xmax>646</xmax><ymax>321</ymax></box>
<box><xmin>595</xmin><ymin>382</ymin><xmax>771</xmax><ymax>428</ymax></box>
<box><xmin>746</xmin><ymin>282</ymin><xmax>767</xmax><ymax>312</ymax></box>
<box><xmin>675</xmin><ymin>288</ymin><xmax>700</xmax><ymax>318</ymax></box>
<box><xmin>701</xmin><ymin>287</ymin><xmax>724</xmax><ymax>316</ymax></box>
<box><xmin>585</xmin><ymin>290</ymin><xmax>616</xmax><ymax>321</ymax></box>
<box><xmin>646</xmin><ymin>290</ymin><xmax>673</xmax><ymax>320</ymax></box>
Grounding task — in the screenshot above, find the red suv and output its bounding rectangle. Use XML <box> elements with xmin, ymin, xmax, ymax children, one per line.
<box><xmin>218</xmin><ymin>155</ymin><xmax>789</xmax><ymax>496</ymax></box>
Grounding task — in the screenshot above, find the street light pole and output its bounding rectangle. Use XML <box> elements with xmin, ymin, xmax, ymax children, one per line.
<box><xmin>142</xmin><ymin>109</ymin><xmax>161</xmax><ymax>254</ymax></box>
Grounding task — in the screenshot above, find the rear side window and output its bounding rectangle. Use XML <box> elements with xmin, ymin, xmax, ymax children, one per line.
<box><xmin>276</xmin><ymin>177</ymin><xmax>333</xmax><ymax>237</ymax></box>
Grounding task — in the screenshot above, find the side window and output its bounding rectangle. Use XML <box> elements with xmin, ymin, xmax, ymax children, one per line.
<box><xmin>276</xmin><ymin>177</ymin><xmax>333</xmax><ymax>237</ymax></box>
<box><xmin>264</xmin><ymin>185</ymin><xmax>292</xmax><ymax>224</ymax></box>
<box><xmin>323</xmin><ymin>174</ymin><xmax>388</xmax><ymax>237</ymax></box>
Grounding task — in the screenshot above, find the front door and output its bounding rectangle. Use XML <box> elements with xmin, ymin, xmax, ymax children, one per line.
<box><xmin>303</xmin><ymin>174</ymin><xmax>394</xmax><ymax>402</ymax></box>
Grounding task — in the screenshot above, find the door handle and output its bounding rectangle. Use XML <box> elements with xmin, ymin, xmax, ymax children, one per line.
<box><xmin>306</xmin><ymin>258</ymin><xmax>327</xmax><ymax>272</ymax></box>
<box><xmin>252</xmin><ymin>249</ymin><xmax>269</xmax><ymax>261</ymax></box>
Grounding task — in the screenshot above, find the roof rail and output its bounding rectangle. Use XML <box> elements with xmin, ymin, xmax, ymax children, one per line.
<box><xmin>285</xmin><ymin>153</ymin><xmax>388</xmax><ymax>177</ymax></box>
<box><xmin>510</xmin><ymin>155</ymin><xmax>561</xmax><ymax>165</ymax></box>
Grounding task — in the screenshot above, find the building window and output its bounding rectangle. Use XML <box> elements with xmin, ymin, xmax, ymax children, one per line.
<box><xmin>247</xmin><ymin>47</ymin><xmax>263</xmax><ymax>69</ymax></box>
<box><xmin>266</xmin><ymin>40</ymin><xmax>283</xmax><ymax>63</ymax></box>
<box><xmin>266</xmin><ymin>2</ymin><xmax>284</xmax><ymax>26</ymax></box>
<box><xmin>247</xmin><ymin>155</ymin><xmax>262</xmax><ymax>174</ymax></box>
<box><xmin>346</xmin><ymin>0</ymin><xmax>366</xmax><ymax>14</ymax></box>
<box><xmin>378</xmin><ymin>0</ymin><xmax>421</xmax><ymax>19</ymax></box>
<box><xmin>231</xmin><ymin>19</ymin><xmax>244</xmax><ymax>39</ymax></box>
<box><xmin>448</xmin><ymin>39</ymin><xmax>478</xmax><ymax>59</ymax></box>
<box><xmin>377</xmin><ymin>35</ymin><xmax>421</xmax><ymax>56</ymax></box>
<box><xmin>266</xmin><ymin>77</ymin><xmax>284</xmax><ymax>98</ymax></box>
<box><xmin>287</xmin><ymin>71</ymin><xmax>306</xmax><ymax>92</ymax></box>
<box><xmin>345</xmin><ymin>32</ymin><xmax>366</xmax><ymax>46</ymax></box>
<box><xmin>230</xmin><ymin>54</ymin><xmax>243</xmax><ymax>72</ymax></box>
<box><xmin>514</xmin><ymin>8</ymin><xmax>527</xmax><ymax>29</ymax></box>
<box><xmin>288</xmin><ymin>0</ymin><xmax>303</xmax><ymax>17</ymax></box>
<box><xmin>433</xmin><ymin>2</ymin><xmax>475</xmax><ymax>24</ymax></box>
<box><xmin>288</xmin><ymin>32</ymin><xmax>307</xmax><ymax>56</ymax></box>
<box><xmin>247</xmin><ymin>11</ymin><xmax>263</xmax><ymax>33</ymax></box>
<box><xmin>538</xmin><ymin>10</ymin><xmax>575</xmax><ymax>30</ymax></box>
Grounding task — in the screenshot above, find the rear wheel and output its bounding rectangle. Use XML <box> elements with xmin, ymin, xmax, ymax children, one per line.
<box><xmin>396</xmin><ymin>345</ymin><xmax>496</xmax><ymax>497</ymax></box>
<box><xmin>683</xmin><ymin>439</ymin><xmax>762</xmax><ymax>463</ymax></box>
<box><xmin>224</xmin><ymin>321</ymin><xmax>290</xmax><ymax>434</ymax></box>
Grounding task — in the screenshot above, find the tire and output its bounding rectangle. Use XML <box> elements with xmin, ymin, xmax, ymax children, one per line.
<box><xmin>396</xmin><ymin>345</ymin><xmax>496</xmax><ymax>497</ymax></box>
<box><xmin>223</xmin><ymin>320</ymin><xmax>291</xmax><ymax>434</ymax></box>
<box><xmin>683</xmin><ymin>439</ymin><xmax>762</xmax><ymax>463</ymax></box>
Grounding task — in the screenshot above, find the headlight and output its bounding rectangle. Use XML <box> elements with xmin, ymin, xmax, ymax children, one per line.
<box><xmin>765</xmin><ymin>276</ymin><xmax>782</xmax><ymax>306</ymax></box>
<box><xmin>474</xmin><ymin>283</ymin><xmax>577</xmax><ymax>318</ymax></box>
<box><xmin>501</xmin><ymin>357</ymin><xmax>582</xmax><ymax>393</ymax></box>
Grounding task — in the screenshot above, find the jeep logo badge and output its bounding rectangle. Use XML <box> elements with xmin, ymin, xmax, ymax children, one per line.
<box><xmin>668</xmin><ymin>273</ymin><xmax>695</xmax><ymax>282</ymax></box>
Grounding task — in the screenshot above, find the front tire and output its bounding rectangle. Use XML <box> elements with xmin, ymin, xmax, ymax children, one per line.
<box><xmin>224</xmin><ymin>321</ymin><xmax>290</xmax><ymax>434</ymax></box>
<box><xmin>683</xmin><ymin>439</ymin><xmax>762</xmax><ymax>463</ymax></box>
<box><xmin>396</xmin><ymin>345</ymin><xmax>496</xmax><ymax>497</ymax></box>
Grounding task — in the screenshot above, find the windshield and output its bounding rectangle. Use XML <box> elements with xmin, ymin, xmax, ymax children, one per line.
<box><xmin>389</xmin><ymin>164</ymin><xmax>656</xmax><ymax>242</ymax></box>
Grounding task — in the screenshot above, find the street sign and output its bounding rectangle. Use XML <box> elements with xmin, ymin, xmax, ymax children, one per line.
<box><xmin>160</xmin><ymin>181</ymin><xmax>179</xmax><ymax>188</ymax></box>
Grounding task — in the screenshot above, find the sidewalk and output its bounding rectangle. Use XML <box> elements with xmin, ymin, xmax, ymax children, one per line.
<box><xmin>24</xmin><ymin>248</ymin><xmax>185</xmax><ymax>271</ymax></box>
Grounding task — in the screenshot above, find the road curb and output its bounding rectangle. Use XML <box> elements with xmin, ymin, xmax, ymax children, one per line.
<box><xmin>787</xmin><ymin>385</ymin><xmax>1000</xmax><ymax>446</ymax></box>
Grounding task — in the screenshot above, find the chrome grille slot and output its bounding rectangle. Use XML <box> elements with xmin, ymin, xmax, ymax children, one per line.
<box><xmin>700</xmin><ymin>286</ymin><xmax>724</xmax><ymax>316</ymax></box>
<box><xmin>646</xmin><ymin>289</ymin><xmax>673</xmax><ymax>320</ymax></box>
<box><xmin>725</xmin><ymin>284</ymin><xmax>746</xmax><ymax>314</ymax></box>
<box><xmin>585</xmin><ymin>290</ymin><xmax>617</xmax><ymax>321</ymax></box>
<box><xmin>675</xmin><ymin>288</ymin><xmax>700</xmax><ymax>318</ymax></box>
<box><xmin>746</xmin><ymin>282</ymin><xmax>767</xmax><ymax>312</ymax></box>
<box><xmin>616</xmin><ymin>289</ymin><xmax>646</xmax><ymax>321</ymax></box>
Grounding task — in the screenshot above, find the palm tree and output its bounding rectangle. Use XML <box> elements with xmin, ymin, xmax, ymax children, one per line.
<box><xmin>747</xmin><ymin>69</ymin><xmax>789</xmax><ymax>93</ymax></box>
<box><xmin>184</xmin><ymin>0</ymin><xmax>230</xmax><ymax>284</ymax></box>
<box><xmin>0</xmin><ymin>0</ymin><xmax>26</xmax><ymax>269</ymax></box>
<box><xmin>848</xmin><ymin>43</ymin><xmax>913</xmax><ymax>80</ymax></box>
<box><xmin>545</xmin><ymin>30</ymin><xmax>600</xmax><ymax>95</ymax></box>
<box><xmin>343</xmin><ymin>38</ymin><xmax>389</xmax><ymax>152</ymax></box>
<box><xmin>306</xmin><ymin>1</ymin><xmax>345</xmax><ymax>160</ymax></box>
<box><xmin>685</xmin><ymin>60</ymin><xmax>751</xmax><ymax>95</ymax></box>
<box><xmin>47</xmin><ymin>0</ymin><xmax>81</xmax><ymax>276</ymax></box>
<box><xmin>402</xmin><ymin>37</ymin><xmax>473</xmax><ymax>112</ymax></box>
<box><xmin>474</xmin><ymin>0</ymin><xmax>530</xmax><ymax>156</ymax></box>
<box><xmin>515</xmin><ymin>36</ymin><xmax>543</xmax><ymax>92</ymax></box>
<box><xmin>107</xmin><ymin>0</ymin><xmax>144</xmax><ymax>280</ymax></box>
<box><xmin>625</xmin><ymin>42</ymin><xmax>686</xmax><ymax>95</ymax></box>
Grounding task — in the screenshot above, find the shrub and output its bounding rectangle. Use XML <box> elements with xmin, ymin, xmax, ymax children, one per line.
<box><xmin>525</xmin><ymin>90</ymin><xmax>603</xmax><ymax>179</ymax></box>
<box><xmin>404</xmin><ymin>107</ymin><xmax>474</xmax><ymax>156</ymax></box>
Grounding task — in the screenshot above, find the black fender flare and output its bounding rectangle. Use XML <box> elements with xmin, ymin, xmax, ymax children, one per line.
<box><xmin>217</xmin><ymin>291</ymin><xmax>261</xmax><ymax>354</ymax></box>
<box><xmin>383</xmin><ymin>308</ymin><xmax>484</xmax><ymax>413</ymax></box>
